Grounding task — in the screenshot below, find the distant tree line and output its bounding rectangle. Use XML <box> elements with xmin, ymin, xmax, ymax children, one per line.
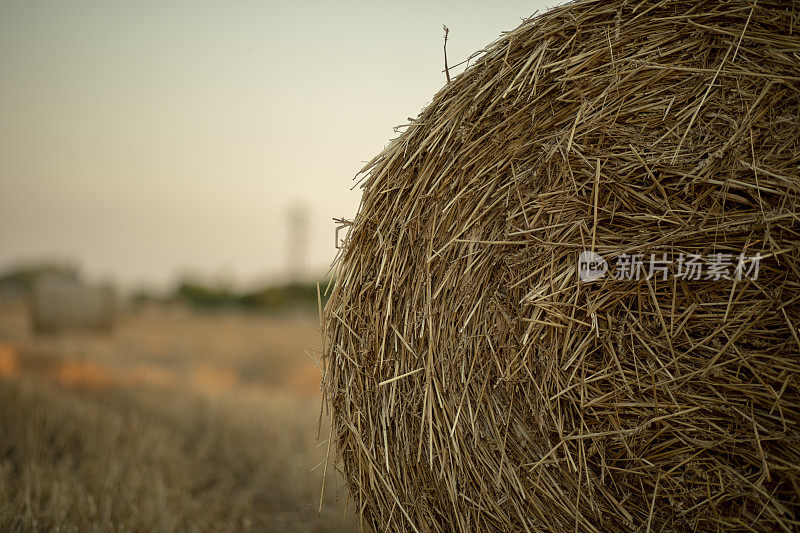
<box><xmin>0</xmin><ymin>264</ymin><xmax>79</xmax><ymax>291</ymax></box>
<box><xmin>170</xmin><ymin>279</ymin><xmax>330</xmax><ymax>311</ymax></box>
<box><xmin>0</xmin><ymin>263</ymin><xmax>330</xmax><ymax>313</ymax></box>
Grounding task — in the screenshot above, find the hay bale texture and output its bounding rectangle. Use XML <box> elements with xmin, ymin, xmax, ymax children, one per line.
<box><xmin>322</xmin><ymin>1</ymin><xmax>800</xmax><ymax>530</ymax></box>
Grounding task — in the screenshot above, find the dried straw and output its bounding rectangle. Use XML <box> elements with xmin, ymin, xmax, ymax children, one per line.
<box><xmin>322</xmin><ymin>0</ymin><xmax>800</xmax><ymax>530</ymax></box>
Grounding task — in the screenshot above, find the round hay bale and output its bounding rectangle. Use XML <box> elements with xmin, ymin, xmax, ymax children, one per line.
<box><xmin>322</xmin><ymin>1</ymin><xmax>800</xmax><ymax>530</ymax></box>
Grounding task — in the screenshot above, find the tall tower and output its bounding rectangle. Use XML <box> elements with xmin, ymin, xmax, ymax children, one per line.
<box><xmin>286</xmin><ymin>203</ymin><xmax>309</xmax><ymax>284</ymax></box>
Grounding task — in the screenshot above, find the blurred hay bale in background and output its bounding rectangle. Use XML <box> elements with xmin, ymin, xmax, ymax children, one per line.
<box><xmin>31</xmin><ymin>274</ymin><xmax>116</xmax><ymax>334</ymax></box>
<box><xmin>323</xmin><ymin>0</ymin><xmax>800</xmax><ymax>530</ymax></box>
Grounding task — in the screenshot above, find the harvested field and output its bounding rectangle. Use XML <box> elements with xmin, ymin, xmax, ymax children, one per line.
<box><xmin>0</xmin><ymin>302</ymin><xmax>356</xmax><ymax>532</ymax></box>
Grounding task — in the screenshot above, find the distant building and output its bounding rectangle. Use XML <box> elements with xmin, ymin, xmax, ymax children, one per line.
<box><xmin>287</xmin><ymin>203</ymin><xmax>309</xmax><ymax>283</ymax></box>
<box><xmin>31</xmin><ymin>275</ymin><xmax>116</xmax><ymax>334</ymax></box>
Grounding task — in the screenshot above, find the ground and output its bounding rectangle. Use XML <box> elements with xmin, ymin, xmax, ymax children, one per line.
<box><xmin>0</xmin><ymin>300</ymin><xmax>356</xmax><ymax>532</ymax></box>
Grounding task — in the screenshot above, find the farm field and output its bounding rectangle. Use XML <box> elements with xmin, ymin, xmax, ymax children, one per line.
<box><xmin>0</xmin><ymin>301</ymin><xmax>357</xmax><ymax>532</ymax></box>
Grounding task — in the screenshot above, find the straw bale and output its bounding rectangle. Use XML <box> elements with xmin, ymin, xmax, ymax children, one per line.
<box><xmin>323</xmin><ymin>1</ymin><xmax>800</xmax><ymax>530</ymax></box>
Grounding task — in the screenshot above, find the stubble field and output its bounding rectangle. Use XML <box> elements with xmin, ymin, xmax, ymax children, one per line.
<box><xmin>0</xmin><ymin>301</ymin><xmax>356</xmax><ymax>532</ymax></box>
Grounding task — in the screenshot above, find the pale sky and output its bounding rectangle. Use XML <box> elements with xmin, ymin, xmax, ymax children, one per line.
<box><xmin>0</xmin><ymin>0</ymin><xmax>551</xmax><ymax>290</ymax></box>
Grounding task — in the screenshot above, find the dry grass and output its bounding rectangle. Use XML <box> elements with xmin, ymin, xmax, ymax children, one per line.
<box><xmin>323</xmin><ymin>1</ymin><xmax>800</xmax><ymax>531</ymax></box>
<box><xmin>0</xmin><ymin>303</ymin><xmax>356</xmax><ymax>532</ymax></box>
